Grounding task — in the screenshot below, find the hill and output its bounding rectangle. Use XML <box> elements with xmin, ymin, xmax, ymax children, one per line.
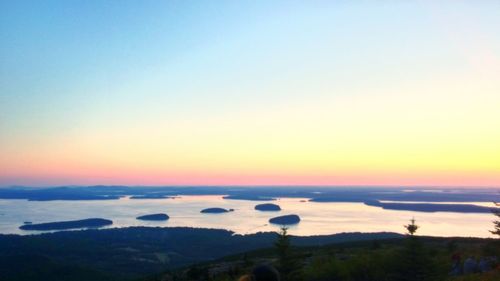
<box><xmin>0</xmin><ymin>227</ymin><xmax>401</xmax><ymax>280</ymax></box>
<box><xmin>147</xmin><ymin>235</ymin><xmax>499</xmax><ymax>281</ymax></box>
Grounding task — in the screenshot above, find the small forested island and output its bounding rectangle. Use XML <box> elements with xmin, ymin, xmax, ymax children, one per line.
<box><xmin>255</xmin><ymin>203</ymin><xmax>281</xmax><ymax>211</ymax></box>
<box><xmin>19</xmin><ymin>218</ymin><xmax>113</xmax><ymax>231</ymax></box>
<box><xmin>136</xmin><ymin>213</ymin><xmax>170</xmax><ymax>221</ymax></box>
<box><xmin>269</xmin><ymin>214</ymin><xmax>301</xmax><ymax>225</ymax></box>
<box><xmin>201</xmin><ymin>208</ymin><xmax>233</xmax><ymax>214</ymax></box>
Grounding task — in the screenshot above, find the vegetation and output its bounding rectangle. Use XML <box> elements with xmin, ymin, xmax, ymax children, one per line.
<box><xmin>151</xmin><ymin>218</ymin><xmax>499</xmax><ymax>281</ymax></box>
<box><xmin>275</xmin><ymin>227</ymin><xmax>299</xmax><ymax>281</ymax></box>
<box><xmin>405</xmin><ymin>218</ymin><xmax>419</xmax><ymax>236</ymax></box>
<box><xmin>254</xmin><ymin>203</ymin><xmax>281</xmax><ymax>211</ymax></box>
<box><xmin>136</xmin><ymin>214</ymin><xmax>170</xmax><ymax>221</ymax></box>
<box><xmin>491</xmin><ymin>202</ymin><xmax>500</xmax><ymax>237</ymax></box>
<box><xmin>19</xmin><ymin>218</ymin><xmax>113</xmax><ymax>231</ymax></box>
<box><xmin>0</xmin><ymin>227</ymin><xmax>400</xmax><ymax>280</ymax></box>
<box><xmin>0</xmin><ymin>254</ymin><xmax>117</xmax><ymax>281</ymax></box>
<box><xmin>147</xmin><ymin>236</ymin><xmax>498</xmax><ymax>281</ymax></box>
<box><xmin>269</xmin><ymin>214</ymin><xmax>301</xmax><ymax>225</ymax></box>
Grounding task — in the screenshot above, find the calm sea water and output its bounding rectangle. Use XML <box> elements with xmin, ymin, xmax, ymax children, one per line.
<box><xmin>0</xmin><ymin>195</ymin><xmax>496</xmax><ymax>237</ymax></box>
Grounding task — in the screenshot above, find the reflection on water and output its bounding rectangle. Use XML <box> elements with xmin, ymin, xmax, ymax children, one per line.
<box><xmin>0</xmin><ymin>195</ymin><xmax>495</xmax><ymax>238</ymax></box>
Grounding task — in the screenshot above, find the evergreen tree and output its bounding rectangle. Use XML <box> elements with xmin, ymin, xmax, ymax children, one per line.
<box><xmin>274</xmin><ymin>227</ymin><xmax>298</xmax><ymax>280</ymax></box>
<box><xmin>393</xmin><ymin>218</ymin><xmax>437</xmax><ymax>281</ymax></box>
<box><xmin>491</xmin><ymin>202</ymin><xmax>500</xmax><ymax>237</ymax></box>
<box><xmin>405</xmin><ymin>218</ymin><xmax>419</xmax><ymax>236</ymax></box>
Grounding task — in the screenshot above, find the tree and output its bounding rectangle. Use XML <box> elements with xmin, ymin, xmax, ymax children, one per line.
<box><xmin>491</xmin><ymin>202</ymin><xmax>500</xmax><ymax>237</ymax></box>
<box><xmin>394</xmin><ymin>218</ymin><xmax>438</xmax><ymax>281</ymax></box>
<box><xmin>275</xmin><ymin>227</ymin><xmax>297</xmax><ymax>280</ymax></box>
<box><xmin>405</xmin><ymin>218</ymin><xmax>419</xmax><ymax>236</ymax></box>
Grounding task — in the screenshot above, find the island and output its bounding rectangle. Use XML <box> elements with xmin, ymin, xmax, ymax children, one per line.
<box><xmin>364</xmin><ymin>200</ymin><xmax>499</xmax><ymax>213</ymax></box>
<box><xmin>269</xmin><ymin>214</ymin><xmax>301</xmax><ymax>225</ymax></box>
<box><xmin>136</xmin><ymin>213</ymin><xmax>170</xmax><ymax>221</ymax></box>
<box><xmin>19</xmin><ymin>218</ymin><xmax>113</xmax><ymax>231</ymax></box>
<box><xmin>255</xmin><ymin>203</ymin><xmax>281</xmax><ymax>211</ymax></box>
<box><xmin>2</xmin><ymin>186</ymin><xmax>499</xmax><ymax>203</ymax></box>
<box><xmin>200</xmin><ymin>208</ymin><xmax>233</xmax><ymax>214</ymax></box>
<box><xmin>223</xmin><ymin>195</ymin><xmax>276</xmax><ymax>201</ymax></box>
<box><xmin>130</xmin><ymin>195</ymin><xmax>172</xmax><ymax>199</ymax></box>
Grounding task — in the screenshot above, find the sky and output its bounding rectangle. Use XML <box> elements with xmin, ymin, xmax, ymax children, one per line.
<box><xmin>1</xmin><ymin>1</ymin><xmax>499</xmax><ymax>187</ymax></box>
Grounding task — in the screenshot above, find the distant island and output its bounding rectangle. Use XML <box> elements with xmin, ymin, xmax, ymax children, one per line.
<box><xmin>364</xmin><ymin>200</ymin><xmax>499</xmax><ymax>213</ymax></box>
<box><xmin>2</xmin><ymin>186</ymin><xmax>499</xmax><ymax>204</ymax></box>
<box><xmin>130</xmin><ymin>195</ymin><xmax>172</xmax><ymax>199</ymax></box>
<box><xmin>136</xmin><ymin>213</ymin><xmax>170</xmax><ymax>221</ymax></box>
<box><xmin>0</xmin><ymin>187</ymin><xmax>122</xmax><ymax>201</ymax></box>
<box><xmin>255</xmin><ymin>203</ymin><xmax>281</xmax><ymax>211</ymax></box>
<box><xmin>19</xmin><ymin>218</ymin><xmax>113</xmax><ymax>231</ymax></box>
<box><xmin>269</xmin><ymin>214</ymin><xmax>301</xmax><ymax>225</ymax></box>
<box><xmin>223</xmin><ymin>195</ymin><xmax>276</xmax><ymax>201</ymax></box>
<box><xmin>201</xmin><ymin>208</ymin><xmax>234</xmax><ymax>214</ymax></box>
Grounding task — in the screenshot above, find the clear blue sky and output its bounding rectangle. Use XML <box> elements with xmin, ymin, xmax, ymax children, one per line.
<box><xmin>1</xmin><ymin>1</ymin><xmax>499</xmax><ymax>186</ymax></box>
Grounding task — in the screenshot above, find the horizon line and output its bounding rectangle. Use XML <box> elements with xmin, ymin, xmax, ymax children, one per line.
<box><xmin>2</xmin><ymin>184</ymin><xmax>499</xmax><ymax>189</ymax></box>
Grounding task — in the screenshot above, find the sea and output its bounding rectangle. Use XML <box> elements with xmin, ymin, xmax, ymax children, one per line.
<box><xmin>0</xmin><ymin>195</ymin><xmax>496</xmax><ymax>237</ymax></box>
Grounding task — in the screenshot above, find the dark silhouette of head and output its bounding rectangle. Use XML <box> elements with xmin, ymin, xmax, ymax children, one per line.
<box><xmin>251</xmin><ymin>264</ymin><xmax>280</xmax><ymax>281</ymax></box>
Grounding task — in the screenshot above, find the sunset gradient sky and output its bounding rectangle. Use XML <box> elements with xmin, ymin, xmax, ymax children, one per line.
<box><xmin>1</xmin><ymin>1</ymin><xmax>499</xmax><ymax>187</ymax></box>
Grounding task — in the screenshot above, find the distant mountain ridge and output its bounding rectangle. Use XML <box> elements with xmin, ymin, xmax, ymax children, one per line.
<box><xmin>1</xmin><ymin>186</ymin><xmax>498</xmax><ymax>203</ymax></box>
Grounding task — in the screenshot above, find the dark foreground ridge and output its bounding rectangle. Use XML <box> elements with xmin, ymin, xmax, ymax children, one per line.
<box><xmin>0</xmin><ymin>226</ymin><xmax>403</xmax><ymax>280</ymax></box>
<box><xmin>19</xmin><ymin>218</ymin><xmax>113</xmax><ymax>231</ymax></box>
<box><xmin>136</xmin><ymin>214</ymin><xmax>170</xmax><ymax>221</ymax></box>
<box><xmin>1</xmin><ymin>226</ymin><xmax>497</xmax><ymax>281</ymax></box>
<box><xmin>269</xmin><ymin>214</ymin><xmax>301</xmax><ymax>225</ymax></box>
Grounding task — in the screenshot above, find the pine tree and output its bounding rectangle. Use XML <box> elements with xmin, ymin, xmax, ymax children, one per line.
<box><xmin>394</xmin><ymin>218</ymin><xmax>437</xmax><ymax>281</ymax></box>
<box><xmin>491</xmin><ymin>202</ymin><xmax>500</xmax><ymax>237</ymax></box>
<box><xmin>405</xmin><ymin>217</ymin><xmax>419</xmax><ymax>236</ymax></box>
<box><xmin>275</xmin><ymin>227</ymin><xmax>297</xmax><ymax>280</ymax></box>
